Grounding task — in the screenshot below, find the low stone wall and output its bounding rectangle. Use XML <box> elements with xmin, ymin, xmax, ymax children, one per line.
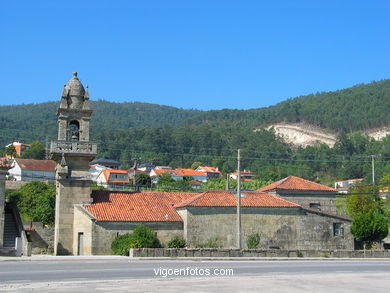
<box><xmin>5</xmin><ymin>180</ymin><xmax>29</xmax><ymax>190</ymax></box>
<box><xmin>23</xmin><ymin>222</ymin><xmax>54</xmax><ymax>254</ymax></box>
<box><xmin>130</xmin><ymin>248</ymin><xmax>390</xmax><ymax>258</ymax></box>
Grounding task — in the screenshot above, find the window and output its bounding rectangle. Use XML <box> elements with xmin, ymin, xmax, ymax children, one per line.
<box><xmin>333</xmin><ymin>223</ymin><xmax>343</xmax><ymax>236</ymax></box>
<box><xmin>309</xmin><ymin>203</ymin><xmax>321</xmax><ymax>210</ymax></box>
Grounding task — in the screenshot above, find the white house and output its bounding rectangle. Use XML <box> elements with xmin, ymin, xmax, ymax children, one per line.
<box><xmin>96</xmin><ymin>169</ymin><xmax>130</xmax><ymax>189</ymax></box>
<box><xmin>8</xmin><ymin>159</ymin><xmax>56</xmax><ymax>182</ymax></box>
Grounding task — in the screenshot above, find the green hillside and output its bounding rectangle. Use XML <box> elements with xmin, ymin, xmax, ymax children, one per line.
<box><xmin>1</xmin><ymin>79</ymin><xmax>390</xmax><ymax>184</ymax></box>
<box><xmin>0</xmin><ymin>101</ymin><xmax>200</xmax><ymax>147</ymax></box>
<box><xmin>1</xmin><ymin>79</ymin><xmax>389</xmax><ymax>148</ymax></box>
<box><xmin>186</xmin><ymin>79</ymin><xmax>390</xmax><ymax>131</ymax></box>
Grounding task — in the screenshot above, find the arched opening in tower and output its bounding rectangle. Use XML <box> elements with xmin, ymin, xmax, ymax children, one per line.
<box><xmin>68</xmin><ymin>120</ymin><xmax>80</xmax><ymax>141</ymax></box>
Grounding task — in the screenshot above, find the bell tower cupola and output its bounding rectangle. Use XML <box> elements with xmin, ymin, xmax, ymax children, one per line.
<box><xmin>50</xmin><ymin>72</ymin><xmax>97</xmax><ymax>174</ymax></box>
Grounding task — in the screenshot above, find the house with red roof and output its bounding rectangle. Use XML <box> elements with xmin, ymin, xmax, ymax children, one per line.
<box><xmin>150</xmin><ymin>168</ymin><xmax>208</xmax><ymax>184</ymax></box>
<box><xmin>257</xmin><ymin>176</ymin><xmax>338</xmax><ymax>214</ymax></box>
<box><xmin>230</xmin><ymin>170</ymin><xmax>255</xmax><ymax>182</ymax></box>
<box><xmin>96</xmin><ymin>169</ymin><xmax>130</xmax><ymax>190</ymax></box>
<box><xmin>73</xmin><ymin>186</ymin><xmax>353</xmax><ymax>254</ymax></box>
<box><xmin>8</xmin><ymin>158</ymin><xmax>56</xmax><ymax>182</ymax></box>
<box><xmin>196</xmin><ymin>166</ymin><xmax>222</xmax><ymax>180</ymax></box>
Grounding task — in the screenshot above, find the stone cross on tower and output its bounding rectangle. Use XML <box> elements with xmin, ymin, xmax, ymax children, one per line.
<box><xmin>50</xmin><ymin>72</ymin><xmax>97</xmax><ymax>255</ymax></box>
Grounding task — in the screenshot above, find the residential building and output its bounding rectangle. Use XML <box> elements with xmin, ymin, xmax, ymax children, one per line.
<box><xmin>89</xmin><ymin>164</ymin><xmax>111</xmax><ymax>182</ymax></box>
<box><xmin>8</xmin><ymin>159</ymin><xmax>56</xmax><ymax>182</ymax></box>
<box><xmin>150</xmin><ymin>168</ymin><xmax>208</xmax><ymax>183</ymax></box>
<box><xmin>334</xmin><ymin>178</ymin><xmax>364</xmax><ymax>194</ymax></box>
<box><xmin>138</xmin><ymin>163</ymin><xmax>155</xmax><ymax>173</ymax></box>
<box><xmin>196</xmin><ymin>166</ymin><xmax>222</xmax><ymax>179</ymax></box>
<box><xmin>230</xmin><ymin>170</ymin><xmax>255</xmax><ymax>182</ymax></box>
<box><xmin>90</xmin><ymin>158</ymin><xmax>121</xmax><ymax>169</ymax></box>
<box><xmin>5</xmin><ymin>142</ymin><xmax>30</xmax><ymax>159</ymax></box>
<box><xmin>96</xmin><ymin>169</ymin><xmax>129</xmax><ymax>190</ymax></box>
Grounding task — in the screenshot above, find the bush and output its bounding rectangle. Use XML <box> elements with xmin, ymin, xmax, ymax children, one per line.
<box><xmin>351</xmin><ymin>210</ymin><xmax>388</xmax><ymax>249</ymax></box>
<box><xmin>246</xmin><ymin>233</ymin><xmax>260</xmax><ymax>249</ymax></box>
<box><xmin>132</xmin><ymin>225</ymin><xmax>161</xmax><ymax>248</ymax></box>
<box><xmin>168</xmin><ymin>235</ymin><xmax>186</xmax><ymax>248</ymax></box>
<box><xmin>111</xmin><ymin>233</ymin><xmax>134</xmax><ymax>256</ymax></box>
<box><xmin>111</xmin><ymin>226</ymin><xmax>161</xmax><ymax>255</ymax></box>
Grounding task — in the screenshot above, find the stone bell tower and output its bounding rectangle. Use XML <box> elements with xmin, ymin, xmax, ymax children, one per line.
<box><xmin>50</xmin><ymin>72</ymin><xmax>97</xmax><ymax>255</ymax></box>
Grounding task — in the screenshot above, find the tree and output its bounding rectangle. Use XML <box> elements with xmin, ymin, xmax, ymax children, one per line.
<box><xmin>5</xmin><ymin>145</ymin><xmax>16</xmax><ymax>158</ymax></box>
<box><xmin>22</xmin><ymin>141</ymin><xmax>45</xmax><ymax>160</ymax></box>
<box><xmin>346</xmin><ymin>184</ymin><xmax>382</xmax><ymax>217</ymax></box>
<box><xmin>135</xmin><ymin>172</ymin><xmax>151</xmax><ymax>187</ymax></box>
<box><xmin>350</xmin><ymin>211</ymin><xmax>388</xmax><ymax>249</ymax></box>
<box><xmin>191</xmin><ymin>161</ymin><xmax>203</xmax><ymax>170</ymax></box>
<box><xmin>6</xmin><ymin>181</ymin><xmax>55</xmax><ymax>225</ymax></box>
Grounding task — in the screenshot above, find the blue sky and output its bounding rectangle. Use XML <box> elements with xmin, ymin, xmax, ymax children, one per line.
<box><xmin>0</xmin><ymin>0</ymin><xmax>388</xmax><ymax>110</ymax></box>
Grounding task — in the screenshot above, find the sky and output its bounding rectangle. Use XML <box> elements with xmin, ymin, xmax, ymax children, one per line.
<box><xmin>0</xmin><ymin>0</ymin><xmax>389</xmax><ymax>110</ymax></box>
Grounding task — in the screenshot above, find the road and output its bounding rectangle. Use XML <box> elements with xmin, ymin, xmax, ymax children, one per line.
<box><xmin>1</xmin><ymin>258</ymin><xmax>390</xmax><ymax>292</ymax></box>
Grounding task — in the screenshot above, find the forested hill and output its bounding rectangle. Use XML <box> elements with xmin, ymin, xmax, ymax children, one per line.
<box><xmin>0</xmin><ymin>79</ymin><xmax>389</xmax><ymax>147</ymax></box>
<box><xmin>0</xmin><ymin>101</ymin><xmax>201</xmax><ymax>146</ymax></box>
<box><xmin>186</xmin><ymin>79</ymin><xmax>390</xmax><ymax>131</ymax></box>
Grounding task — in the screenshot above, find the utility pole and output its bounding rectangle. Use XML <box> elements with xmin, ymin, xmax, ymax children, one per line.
<box><xmin>226</xmin><ymin>173</ymin><xmax>229</xmax><ymax>190</ymax></box>
<box><xmin>237</xmin><ymin>149</ymin><xmax>241</xmax><ymax>249</ymax></box>
<box><xmin>371</xmin><ymin>155</ymin><xmax>376</xmax><ymax>185</ymax></box>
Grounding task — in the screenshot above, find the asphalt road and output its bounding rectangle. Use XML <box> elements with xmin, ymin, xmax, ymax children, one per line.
<box><xmin>1</xmin><ymin>258</ymin><xmax>390</xmax><ymax>292</ymax></box>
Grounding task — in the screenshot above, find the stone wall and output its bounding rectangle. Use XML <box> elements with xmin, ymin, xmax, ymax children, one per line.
<box><xmin>54</xmin><ymin>178</ymin><xmax>92</xmax><ymax>255</ymax></box>
<box><xmin>5</xmin><ymin>180</ymin><xmax>31</xmax><ymax>191</ymax></box>
<box><xmin>73</xmin><ymin>207</ymin><xmax>184</xmax><ymax>255</ymax></box>
<box><xmin>275</xmin><ymin>190</ymin><xmax>337</xmax><ymax>214</ymax></box>
<box><xmin>90</xmin><ymin>221</ymin><xmax>183</xmax><ymax>255</ymax></box>
<box><xmin>130</xmin><ymin>248</ymin><xmax>390</xmax><ymax>258</ymax></box>
<box><xmin>181</xmin><ymin>206</ymin><xmax>353</xmax><ymax>250</ymax></box>
<box><xmin>73</xmin><ymin>205</ymin><xmax>93</xmax><ymax>255</ymax></box>
<box><xmin>23</xmin><ymin>222</ymin><xmax>54</xmax><ymax>254</ymax></box>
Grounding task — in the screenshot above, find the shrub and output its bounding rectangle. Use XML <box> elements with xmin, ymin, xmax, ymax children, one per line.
<box><xmin>351</xmin><ymin>210</ymin><xmax>388</xmax><ymax>249</ymax></box>
<box><xmin>111</xmin><ymin>233</ymin><xmax>134</xmax><ymax>256</ymax></box>
<box><xmin>246</xmin><ymin>233</ymin><xmax>260</xmax><ymax>249</ymax></box>
<box><xmin>131</xmin><ymin>225</ymin><xmax>161</xmax><ymax>248</ymax></box>
<box><xmin>296</xmin><ymin>250</ymin><xmax>303</xmax><ymax>257</ymax></box>
<box><xmin>111</xmin><ymin>226</ymin><xmax>161</xmax><ymax>255</ymax></box>
<box><xmin>168</xmin><ymin>235</ymin><xmax>186</xmax><ymax>248</ymax></box>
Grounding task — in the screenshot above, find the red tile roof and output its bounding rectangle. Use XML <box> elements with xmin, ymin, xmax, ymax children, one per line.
<box><xmin>198</xmin><ymin>166</ymin><xmax>221</xmax><ymax>174</ymax></box>
<box><xmin>15</xmin><ymin>159</ymin><xmax>56</xmax><ymax>172</ymax></box>
<box><xmin>174</xmin><ymin>168</ymin><xmax>207</xmax><ymax>177</ymax></box>
<box><xmin>151</xmin><ymin>168</ymin><xmax>207</xmax><ymax>178</ymax></box>
<box><xmin>101</xmin><ymin>169</ymin><xmax>129</xmax><ymax>183</ymax></box>
<box><xmin>257</xmin><ymin>176</ymin><xmax>336</xmax><ymax>192</ymax></box>
<box><xmin>84</xmin><ymin>190</ymin><xmax>300</xmax><ymax>222</ymax></box>
<box><xmin>0</xmin><ymin>158</ymin><xmax>12</xmax><ymax>169</ymax></box>
<box><xmin>151</xmin><ymin>168</ymin><xmax>176</xmax><ymax>177</ymax></box>
<box><xmin>174</xmin><ymin>190</ymin><xmax>300</xmax><ymax>208</ymax></box>
<box><xmin>85</xmin><ymin>191</ymin><xmax>196</xmax><ymax>222</ymax></box>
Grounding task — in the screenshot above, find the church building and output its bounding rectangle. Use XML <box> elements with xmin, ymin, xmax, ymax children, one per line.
<box><xmin>50</xmin><ymin>73</ymin><xmax>354</xmax><ymax>256</ymax></box>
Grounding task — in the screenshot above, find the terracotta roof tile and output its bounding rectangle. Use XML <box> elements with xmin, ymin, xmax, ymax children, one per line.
<box><xmin>101</xmin><ymin>169</ymin><xmax>129</xmax><ymax>183</ymax></box>
<box><xmin>257</xmin><ymin>176</ymin><xmax>336</xmax><ymax>192</ymax></box>
<box><xmin>15</xmin><ymin>159</ymin><xmax>56</xmax><ymax>172</ymax></box>
<box><xmin>198</xmin><ymin>166</ymin><xmax>221</xmax><ymax>174</ymax></box>
<box><xmin>85</xmin><ymin>191</ymin><xmax>196</xmax><ymax>222</ymax></box>
<box><xmin>174</xmin><ymin>190</ymin><xmax>300</xmax><ymax>208</ymax></box>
